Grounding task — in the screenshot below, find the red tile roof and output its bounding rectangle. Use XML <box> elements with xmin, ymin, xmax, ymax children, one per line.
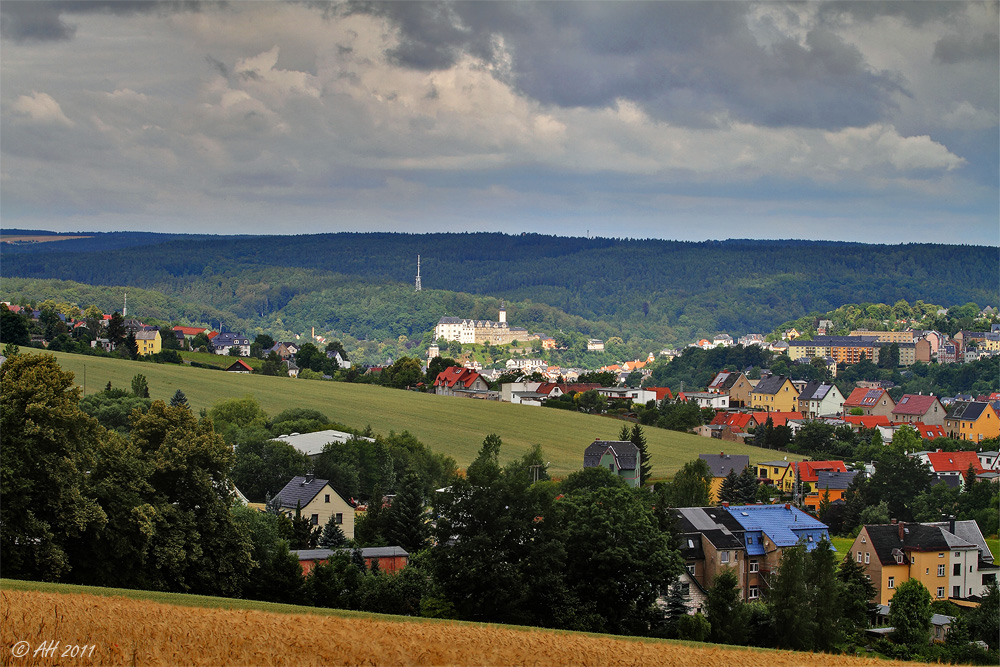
<box><xmin>844</xmin><ymin>387</ymin><xmax>889</xmax><ymax>408</ymax></box>
<box><xmin>925</xmin><ymin>451</ymin><xmax>986</xmax><ymax>475</ymax></box>
<box><xmin>750</xmin><ymin>411</ymin><xmax>803</xmax><ymax>428</ymax></box>
<box><xmin>910</xmin><ymin>423</ymin><xmax>946</xmax><ymax>440</ymax></box>
<box><xmin>226</xmin><ymin>359</ymin><xmax>253</xmax><ymax>372</ymax></box>
<box><xmin>710</xmin><ymin>412</ymin><xmax>756</xmax><ymax>432</ymax></box>
<box><xmin>794</xmin><ymin>460</ymin><xmax>848</xmax><ymax>483</ymax></box>
<box><xmin>433</xmin><ymin>366</ymin><xmax>485</xmax><ymax>389</ymax></box>
<box><xmin>173</xmin><ymin>325</ymin><xmax>209</xmax><ymax>336</ymax></box>
<box><xmin>843</xmin><ymin>414</ymin><xmax>891</xmax><ymax>429</ymax></box>
<box><xmin>891</xmin><ymin>394</ymin><xmax>942</xmax><ymax>416</ymax></box>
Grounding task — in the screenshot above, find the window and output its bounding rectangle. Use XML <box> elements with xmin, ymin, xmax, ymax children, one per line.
<box><xmin>861</xmin><ymin>536</ymin><xmax>866</xmax><ymax>544</ymax></box>
<box><xmin>608</xmin><ymin>464</ymin><xmax>614</xmax><ymax>471</ymax></box>
<box><xmin>334</xmin><ymin>513</ymin><xmax>343</xmax><ymax>524</ymax></box>
<box><xmin>925</xmin><ymin>568</ymin><xmax>929</xmax><ymax>575</ymax></box>
<box><xmin>720</xmin><ymin>551</ymin><xmax>730</xmax><ymax>564</ymax></box>
<box><xmin>686</xmin><ymin>564</ymin><xmax>695</xmax><ymax>576</ymax></box>
<box><xmin>953</xmin><ymin>586</ymin><xmax>961</xmax><ymax>598</ymax></box>
<box><xmin>310</xmin><ymin>514</ymin><xmax>319</xmax><ymax>525</ymax></box>
<box><xmin>750</xmin><ymin>560</ymin><xmax>759</xmax><ymax>573</ymax></box>
<box><xmin>681</xmin><ymin>583</ymin><xmax>690</xmax><ymax>596</ymax></box>
<box><xmin>748</xmin><ymin>586</ymin><xmax>759</xmax><ymax>600</ymax></box>
<box><xmin>938</xmin><ymin>552</ymin><xmax>945</xmax><ymax>558</ymax></box>
<box><xmin>888</xmin><ymin>577</ymin><xmax>895</xmax><ymax>589</ymax></box>
<box><xmin>807</xmin><ymin>535</ymin><xmax>813</xmax><ymax>542</ymax></box>
<box><xmin>857</xmin><ymin>551</ymin><xmax>863</xmax><ymax>563</ymax></box>
<box><xmin>938</xmin><ymin>564</ymin><xmax>946</xmax><ymax>577</ymax></box>
<box><xmin>325</xmin><ymin>494</ymin><xmax>331</xmax><ymax>503</ymax></box>
<box><xmin>936</xmin><ymin>587</ymin><xmax>945</xmax><ymax>598</ymax></box>
<box><xmin>954</xmin><ymin>564</ymin><xmax>961</xmax><ymax>576</ymax></box>
<box><xmin>865</xmin><ymin>552</ymin><xmax>870</xmax><ymax>564</ymax></box>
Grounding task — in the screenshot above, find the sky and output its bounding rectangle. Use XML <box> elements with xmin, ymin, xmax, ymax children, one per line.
<box><xmin>1</xmin><ymin>1</ymin><xmax>997</xmax><ymax>244</ymax></box>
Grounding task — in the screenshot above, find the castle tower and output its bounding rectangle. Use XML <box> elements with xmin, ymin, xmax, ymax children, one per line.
<box><xmin>499</xmin><ymin>300</ymin><xmax>506</xmax><ymax>324</ymax></box>
<box><xmin>415</xmin><ymin>255</ymin><xmax>422</xmax><ymax>292</ymax></box>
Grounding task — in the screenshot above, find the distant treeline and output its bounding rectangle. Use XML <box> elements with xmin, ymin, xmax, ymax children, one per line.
<box><xmin>2</xmin><ymin>233</ymin><xmax>996</xmax><ymax>352</ymax></box>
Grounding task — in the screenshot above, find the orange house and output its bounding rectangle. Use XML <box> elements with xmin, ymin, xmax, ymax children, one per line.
<box><xmin>943</xmin><ymin>401</ymin><xmax>1000</xmax><ymax>443</ymax></box>
<box><xmin>293</xmin><ymin>547</ymin><xmax>410</xmax><ymax>576</ymax></box>
<box><xmin>804</xmin><ymin>470</ymin><xmax>859</xmax><ymax>511</ymax></box>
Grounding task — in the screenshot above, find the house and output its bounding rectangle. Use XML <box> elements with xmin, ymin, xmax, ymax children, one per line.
<box><xmin>292</xmin><ymin>546</ymin><xmax>409</xmax><ymax>576</ymax></box>
<box><xmin>943</xmin><ymin>401</ymin><xmax>1000</xmax><ymax>443</ymax></box>
<box><xmin>918</xmin><ymin>450</ymin><xmax>986</xmax><ymax>483</ymax></box>
<box><xmin>843</xmin><ymin>414</ymin><xmax>892</xmax><ymax>431</ymax></box>
<box><xmin>803</xmin><ymin>470</ymin><xmax>858</xmax><ymax>512</ymax></box>
<box><xmin>699</xmin><ymin>453</ymin><xmax>750</xmax><ymax>502</ymax></box>
<box><xmin>748</xmin><ymin>374</ymin><xmax>799</xmax><ymax>413</ymax></box>
<box><xmin>756</xmin><ymin>460</ymin><xmax>795</xmax><ymax>493</ymax></box>
<box><xmin>891</xmin><ymin>394</ymin><xmax>946</xmax><ymax>426</ymax></box>
<box><xmin>587</xmin><ymin>339</ymin><xmax>605</xmax><ymax>351</ymax></box>
<box><xmin>843</xmin><ymin>387</ymin><xmax>896</xmax><ymax>418</ymax></box>
<box><xmin>870</xmin><ymin>605</ymin><xmax>956</xmax><ymax>643</ymax></box>
<box><xmin>268</xmin><ymin>342</ymin><xmax>300</xmax><ymax>360</ymax></box>
<box><xmin>710</xmin><ymin>412</ymin><xmax>759</xmax><ymax>433</ymax></box>
<box><xmin>749</xmin><ymin>411</ymin><xmax>803</xmax><ymax>429</ymax></box>
<box><xmin>134</xmin><ymin>330</ymin><xmax>162</xmax><ymax>356</ymax></box>
<box><xmin>173</xmin><ymin>325</ymin><xmax>211</xmax><ymax>341</ymax></box>
<box><xmin>274</xmin><ymin>474</ymin><xmax>355</xmax><ymax>540</ymax></box>
<box><xmin>584</xmin><ymin>440</ymin><xmax>641</xmax><ymax>488</ymax></box>
<box><xmin>433</xmin><ymin>366</ymin><xmax>491</xmax><ymax>397</ymax></box>
<box><xmin>326</xmin><ymin>350</ymin><xmax>351</xmax><ymax>369</ymax></box>
<box><xmin>540</xmin><ymin>337</ymin><xmax>556</xmax><ymax>350</ymax></box>
<box><xmin>683</xmin><ymin>392</ymin><xmax>730</xmax><ymax>410</ymax></box>
<box><xmin>671</xmin><ymin>507</ymin><xmax>749</xmax><ymax>600</ymax></box>
<box><xmin>225</xmin><ymin>359</ymin><xmax>253</xmax><ymax>374</ymax></box>
<box><xmin>849</xmin><ymin>522</ymin><xmax>988</xmax><ymax>605</ymax></box>
<box><xmin>724</xmin><ymin>504</ymin><xmax>830</xmax><ymax>600</ymax></box>
<box><xmin>977</xmin><ymin>451</ymin><xmax>1000</xmax><ymax>472</ymax></box>
<box><xmin>908</xmin><ymin>422</ymin><xmax>947</xmax><ymax>441</ymax></box>
<box><xmin>212</xmin><ymin>332</ymin><xmax>251</xmax><ymax>356</ymax></box>
<box><xmin>796</xmin><ymin>381</ymin><xmax>845</xmax><ymax>418</ymax></box>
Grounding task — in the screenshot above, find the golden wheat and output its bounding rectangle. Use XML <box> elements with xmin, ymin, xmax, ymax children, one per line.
<box><xmin>1</xmin><ymin>590</ymin><xmax>920</xmax><ymax>667</ymax></box>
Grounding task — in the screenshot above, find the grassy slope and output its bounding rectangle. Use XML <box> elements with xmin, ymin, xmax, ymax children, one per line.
<box><xmin>27</xmin><ymin>348</ymin><xmax>803</xmax><ymax>478</ymax></box>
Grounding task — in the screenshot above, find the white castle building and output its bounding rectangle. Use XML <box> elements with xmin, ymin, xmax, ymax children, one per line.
<box><xmin>434</xmin><ymin>303</ymin><xmax>533</xmax><ymax>346</ymax></box>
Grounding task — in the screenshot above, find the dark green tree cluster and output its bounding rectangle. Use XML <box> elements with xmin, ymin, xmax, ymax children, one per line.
<box><xmin>717</xmin><ymin>465</ymin><xmax>760</xmax><ymax>505</ymax></box>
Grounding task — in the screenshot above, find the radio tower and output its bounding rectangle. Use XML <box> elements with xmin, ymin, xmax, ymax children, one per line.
<box><xmin>415</xmin><ymin>255</ymin><xmax>422</xmax><ymax>292</ymax></box>
<box><xmin>123</xmin><ymin>292</ymin><xmax>128</xmax><ymax>317</ymax></box>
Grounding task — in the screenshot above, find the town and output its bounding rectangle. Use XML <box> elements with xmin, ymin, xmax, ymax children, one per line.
<box><xmin>1</xmin><ymin>294</ymin><xmax>997</xmax><ymax>664</ymax></box>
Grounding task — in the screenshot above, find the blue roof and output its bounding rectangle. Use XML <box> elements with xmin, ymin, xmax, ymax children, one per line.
<box><xmin>725</xmin><ymin>505</ymin><xmax>829</xmax><ymax>550</ymax></box>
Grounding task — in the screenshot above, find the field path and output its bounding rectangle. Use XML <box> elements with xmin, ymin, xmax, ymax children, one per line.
<box><xmin>1</xmin><ymin>589</ymin><xmax>919</xmax><ymax>667</ymax></box>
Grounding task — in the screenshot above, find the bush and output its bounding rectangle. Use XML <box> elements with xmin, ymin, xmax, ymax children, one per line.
<box><xmin>676</xmin><ymin>613</ymin><xmax>711</xmax><ymax>642</ymax></box>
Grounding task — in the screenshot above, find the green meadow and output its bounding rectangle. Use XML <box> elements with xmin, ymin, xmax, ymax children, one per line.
<box><xmin>23</xmin><ymin>348</ymin><xmax>804</xmax><ymax>479</ymax></box>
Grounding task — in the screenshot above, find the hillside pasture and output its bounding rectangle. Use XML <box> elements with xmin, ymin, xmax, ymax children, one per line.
<box><xmin>0</xmin><ymin>583</ymin><xmax>915</xmax><ymax>667</ymax></box>
<box><xmin>24</xmin><ymin>349</ymin><xmax>803</xmax><ymax>478</ymax></box>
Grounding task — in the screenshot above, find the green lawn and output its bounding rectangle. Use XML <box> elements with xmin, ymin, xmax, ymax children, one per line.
<box><xmin>23</xmin><ymin>348</ymin><xmax>804</xmax><ymax>478</ymax></box>
<box><xmin>830</xmin><ymin>536</ymin><xmax>854</xmax><ymax>561</ymax></box>
<box><xmin>986</xmin><ymin>538</ymin><xmax>998</xmax><ymax>559</ymax></box>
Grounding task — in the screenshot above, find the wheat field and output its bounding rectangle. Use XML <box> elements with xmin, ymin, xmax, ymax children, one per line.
<box><xmin>0</xmin><ymin>588</ymin><xmax>919</xmax><ymax>667</ymax></box>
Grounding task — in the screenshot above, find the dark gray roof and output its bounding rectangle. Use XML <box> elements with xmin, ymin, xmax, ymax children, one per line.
<box><xmin>584</xmin><ymin>440</ymin><xmax>639</xmax><ymax>471</ymax></box>
<box><xmin>945</xmin><ymin>401</ymin><xmax>989</xmax><ymax>421</ymax></box>
<box><xmin>929</xmin><ymin>473</ymin><xmax>963</xmax><ymax>490</ymax></box>
<box><xmin>813</xmin><ymin>470</ymin><xmax>858</xmax><ymax>491</ymax></box>
<box><xmin>866</xmin><ymin>523</ymin><xmax>953</xmax><ymax>566</ymax></box>
<box><xmin>291</xmin><ymin>546</ymin><xmax>409</xmax><ymax>561</ymax></box>
<box><xmin>275</xmin><ymin>475</ymin><xmax>329</xmax><ymax>509</ymax></box>
<box><xmin>753</xmin><ymin>374</ymin><xmax>790</xmax><ymax>395</ymax></box>
<box><xmin>798</xmin><ymin>381</ymin><xmax>835</xmax><ymax>402</ymax></box>
<box><xmin>672</xmin><ymin>507</ymin><xmax>746</xmax><ymax>551</ymax></box>
<box><xmin>699</xmin><ymin>453</ymin><xmax>750</xmax><ymax>478</ymax></box>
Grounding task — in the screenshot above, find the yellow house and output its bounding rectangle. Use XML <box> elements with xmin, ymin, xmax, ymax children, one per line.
<box><xmin>943</xmin><ymin>401</ymin><xmax>1000</xmax><ymax>443</ymax></box>
<box><xmin>848</xmin><ymin>523</ymin><xmax>984</xmax><ymax>605</ymax></box>
<box><xmin>134</xmin><ymin>330</ymin><xmax>162</xmax><ymax>356</ymax></box>
<box><xmin>756</xmin><ymin>460</ymin><xmax>795</xmax><ymax>493</ymax></box>
<box><xmin>749</xmin><ymin>374</ymin><xmax>799</xmax><ymax>412</ymax></box>
<box><xmin>274</xmin><ymin>474</ymin><xmax>355</xmax><ymax>540</ymax></box>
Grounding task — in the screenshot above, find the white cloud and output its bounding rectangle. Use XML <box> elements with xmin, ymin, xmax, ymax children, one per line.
<box><xmin>10</xmin><ymin>91</ymin><xmax>74</xmax><ymax>126</ymax></box>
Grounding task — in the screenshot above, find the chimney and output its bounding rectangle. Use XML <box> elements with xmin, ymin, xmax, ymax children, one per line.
<box><xmin>898</xmin><ymin>522</ymin><xmax>905</xmax><ymax>541</ymax></box>
<box><xmin>891</xmin><ymin>518</ymin><xmax>897</xmax><ymax>524</ymax></box>
<box><xmin>784</xmin><ymin>503</ymin><xmax>790</xmax><ymax>510</ymax></box>
<box><xmin>949</xmin><ymin>517</ymin><xmax>956</xmax><ymax>534</ymax></box>
<box><xmin>722</xmin><ymin>502</ymin><xmax>729</xmax><ymax>508</ymax></box>
<box><xmin>305</xmin><ymin>472</ymin><xmax>314</xmax><ymax>484</ymax></box>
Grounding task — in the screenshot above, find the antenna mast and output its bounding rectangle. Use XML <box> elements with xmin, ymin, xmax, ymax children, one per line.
<box><xmin>415</xmin><ymin>255</ymin><xmax>422</xmax><ymax>292</ymax></box>
<box><xmin>123</xmin><ymin>292</ymin><xmax>127</xmax><ymax>317</ymax></box>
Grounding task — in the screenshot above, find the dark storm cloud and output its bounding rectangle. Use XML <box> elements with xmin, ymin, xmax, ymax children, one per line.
<box><xmin>346</xmin><ymin>1</ymin><xmax>906</xmax><ymax>130</ymax></box>
<box><xmin>1</xmin><ymin>1</ymin><xmax>209</xmax><ymax>42</ymax></box>
<box><xmin>934</xmin><ymin>31</ymin><xmax>1000</xmax><ymax>64</ymax></box>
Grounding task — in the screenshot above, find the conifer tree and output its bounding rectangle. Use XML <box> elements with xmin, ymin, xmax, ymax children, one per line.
<box><xmin>737</xmin><ymin>465</ymin><xmax>759</xmax><ymax>504</ymax></box>
<box><xmin>718</xmin><ymin>469</ymin><xmax>740</xmax><ymax>504</ymax></box>
<box><xmin>384</xmin><ymin>472</ymin><xmax>429</xmax><ymax>553</ymax></box>
<box><xmin>319</xmin><ymin>514</ymin><xmax>347</xmax><ymax>548</ymax></box>
<box><xmin>169</xmin><ymin>389</ymin><xmax>189</xmax><ymax>409</ymax></box>
<box><xmin>630</xmin><ymin>424</ymin><xmax>652</xmax><ymax>486</ymax></box>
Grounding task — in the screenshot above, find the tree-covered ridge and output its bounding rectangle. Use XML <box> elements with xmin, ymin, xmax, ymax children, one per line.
<box><xmin>2</xmin><ymin>233</ymin><xmax>995</xmax><ymax>349</ymax></box>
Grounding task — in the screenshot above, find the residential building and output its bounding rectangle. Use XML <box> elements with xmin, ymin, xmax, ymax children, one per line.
<box><xmin>749</xmin><ymin>374</ymin><xmax>799</xmax><ymax>413</ymax></box>
<box><xmin>850</xmin><ymin>522</ymin><xmax>989</xmax><ymax>605</ymax></box>
<box><xmin>212</xmin><ymin>332</ymin><xmax>251</xmax><ymax>356</ymax></box>
<box><xmin>843</xmin><ymin>387</ymin><xmax>896</xmax><ymax>418</ymax></box>
<box><xmin>584</xmin><ymin>440</ymin><xmax>641</xmax><ymax>488</ymax></box>
<box><xmin>710</xmin><ymin>412</ymin><xmax>759</xmax><ymax>433</ymax></box>
<box><xmin>977</xmin><ymin>451</ymin><xmax>1000</xmax><ymax>472</ymax></box>
<box><xmin>671</xmin><ymin>507</ymin><xmax>749</xmax><ymax>600</ymax></box>
<box><xmin>587</xmin><ymin>339</ymin><xmax>605</xmax><ymax>351</ymax></box>
<box><xmin>796</xmin><ymin>381</ymin><xmax>845</xmax><ymax>418</ymax></box>
<box><xmin>272</xmin><ymin>429</ymin><xmax>375</xmax><ymax>459</ymax></box>
<box><xmin>918</xmin><ymin>450</ymin><xmax>986</xmax><ymax>483</ymax></box>
<box><xmin>756</xmin><ymin>459</ymin><xmax>795</xmax><ymax>493</ymax></box>
<box><xmin>749</xmin><ymin>411</ymin><xmax>803</xmax><ymax>428</ymax></box>
<box><xmin>274</xmin><ymin>474</ymin><xmax>355</xmax><ymax>540</ymax></box>
<box><xmin>432</xmin><ymin>367</ymin><xmax>491</xmax><ymax>397</ymax></box>
<box><xmin>803</xmin><ymin>470</ymin><xmax>858</xmax><ymax>512</ymax></box>
<box><xmin>849</xmin><ymin>330</ymin><xmax>915</xmax><ymax>344</ymax></box>
<box><xmin>892</xmin><ymin>394</ymin><xmax>946</xmax><ymax>427</ymax></box>
<box><xmin>699</xmin><ymin>453</ymin><xmax>750</xmax><ymax>502</ymax></box>
<box><xmin>684</xmin><ymin>392</ymin><xmax>730</xmax><ymax>410</ymax></box>
<box><xmin>173</xmin><ymin>325</ymin><xmax>211</xmax><ymax>341</ymax></box>
<box><xmin>225</xmin><ymin>359</ymin><xmax>253</xmax><ymax>374</ymax></box>
<box><xmin>134</xmin><ymin>329</ymin><xmax>161</xmax><ymax>356</ymax></box>
<box><xmin>943</xmin><ymin>401</ymin><xmax>1000</xmax><ymax>443</ymax></box>
<box><xmin>540</xmin><ymin>337</ymin><xmax>556</xmax><ymax>350</ymax></box>
<box><xmin>725</xmin><ymin>504</ymin><xmax>830</xmax><ymax>598</ymax></box>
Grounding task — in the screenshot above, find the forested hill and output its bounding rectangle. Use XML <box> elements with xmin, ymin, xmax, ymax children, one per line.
<box><xmin>2</xmin><ymin>233</ymin><xmax>996</xmax><ymax>349</ymax></box>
